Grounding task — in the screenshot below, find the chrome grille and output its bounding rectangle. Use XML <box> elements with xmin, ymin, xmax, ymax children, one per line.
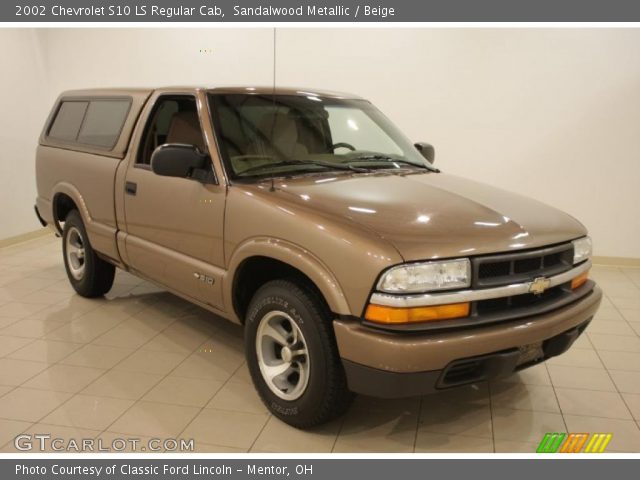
<box><xmin>475</xmin><ymin>285</ymin><xmax>566</xmax><ymax>315</ymax></box>
<box><xmin>472</xmin><ymin>243</ymin><xmax>573</xmax><ymax>288</ymax></box>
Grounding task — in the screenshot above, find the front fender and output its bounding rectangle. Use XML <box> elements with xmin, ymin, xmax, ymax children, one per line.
<box><xmin>223</xmin><ymin>236</ymin><xmax>351</xmax><ymax>323</ymax></box>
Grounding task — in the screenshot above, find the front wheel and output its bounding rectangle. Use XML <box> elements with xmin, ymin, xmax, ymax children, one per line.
<box><xmin>245</xmin><ymin>279</ymin><xmax>353</xmax><ymax>428</ymax></box>
<box><xmin>62</xmin><ymin>210</ymin><xmax>115</xmax><ymax>298</ymax></box>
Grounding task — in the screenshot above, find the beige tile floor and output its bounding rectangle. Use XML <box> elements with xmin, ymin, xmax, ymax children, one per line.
<box><xmin>1</xmin><ymin>234</ymin><xmax>640</xmax><ymax>453</ymax></box>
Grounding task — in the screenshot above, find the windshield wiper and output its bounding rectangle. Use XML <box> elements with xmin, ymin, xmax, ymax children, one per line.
<box><xmin>239</xmin><ymin>159</ymin><xmax>370</xmax><ymax>176</ymax></box>
<box><xmin>347</xmin><ymin>155</ymin><xmax>438</xmax><ymax>172</ymax></box>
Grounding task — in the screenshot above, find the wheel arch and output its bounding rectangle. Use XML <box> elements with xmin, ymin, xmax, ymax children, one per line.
<box><xmin>51</xmin><ymin>183</ymin><xmax>90</xmax><ymax>234</ymax></box>
<box><xmin>50</xmin><ymin>182</ymin><xmax>121</xmax><ymax>263</ymax></box>
<box><xmin>224</xmin><ymin>238</ymin><xmax>351</xmax><ymax>323</ymax></box>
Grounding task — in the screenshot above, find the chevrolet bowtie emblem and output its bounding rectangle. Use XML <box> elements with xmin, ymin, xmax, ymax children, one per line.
<box><xmin>529</xmin><ymin>276</ymin><xmax>551</xmax><ymax>295</ymax></box>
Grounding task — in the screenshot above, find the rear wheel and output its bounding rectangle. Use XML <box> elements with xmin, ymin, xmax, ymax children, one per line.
<box><xmin>62</xmin><ymin>210</ymin><xmax>115</xmax><ymax>297</ymax></box>
<box><xmin>245</xmin><ymin>279</ymin><xmax>353</xmax><ymax>428</ymax></box>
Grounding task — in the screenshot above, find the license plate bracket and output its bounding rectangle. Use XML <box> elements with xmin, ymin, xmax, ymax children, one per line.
<box><xmin>517</xmin><ymin>341</ymin><xmax>544</xmax><ymax>366</ymax></box>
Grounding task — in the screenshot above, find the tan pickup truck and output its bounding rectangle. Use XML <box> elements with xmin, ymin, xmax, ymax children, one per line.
<box><xmin>35</xmin><ymin>87</ymin><xmax>601</xmax><ymax>427</ymax></box>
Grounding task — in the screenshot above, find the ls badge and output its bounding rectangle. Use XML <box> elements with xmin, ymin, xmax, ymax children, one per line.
<box><xmin>194</xmin><ymin>272</ymin><xmax>214</xmax><ymax>286</ymax></box>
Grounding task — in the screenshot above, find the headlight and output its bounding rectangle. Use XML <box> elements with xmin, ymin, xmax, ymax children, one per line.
<box><xmin>377</xmin><ymin>258</ymin><xmax>471</xmax><ymax>293</ymax></box>
<box><xmin>572</xmin><ymin>236</ymin><xmax>592</xmax><ymax>265</ymax></box>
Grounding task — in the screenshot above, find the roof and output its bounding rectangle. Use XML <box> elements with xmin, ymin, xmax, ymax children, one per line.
<box><xmin>206</xmin><ymin>86</ymin><xmax>364</xmax><ymax>99</ymax></box>
<box><xmin>58</xmin><ymin>86</ymin><xmax>364</xmax><ymax>100</ymax></box>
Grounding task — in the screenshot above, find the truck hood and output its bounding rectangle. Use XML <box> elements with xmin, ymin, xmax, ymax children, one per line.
<box><xmin>273</xmin><ymin>172</ymin><xmax>586</xmax><ymax>261</ymax></box>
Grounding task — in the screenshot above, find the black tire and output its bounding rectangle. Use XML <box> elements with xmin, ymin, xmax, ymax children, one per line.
<box><xmin>62</xmin><ymin>210</ymin><xmax>115</xmax><ymax>298</ymax></box>
<box><xmin>245</xmin><ymin>279</ymin><xmax>353</xmax><ymax>428</ymax></box>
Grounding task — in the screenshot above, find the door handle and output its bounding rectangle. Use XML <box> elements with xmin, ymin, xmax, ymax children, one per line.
<box><xmin>125</xmin><ymin>182</ymin><xmax>137</xmax><ymax>196</ymax></box>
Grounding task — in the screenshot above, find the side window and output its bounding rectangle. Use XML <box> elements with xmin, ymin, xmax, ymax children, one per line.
<box><xmin>47</xmin><ymin>98</ymin><xmax>130</xmax><ymax>149</ymax></box>
<box><xmin>138</xmin><ymin>96</ymin><xmax>205</xmax><ymax>165</ymax></box>
<box><xmin>48</xmin><ymin>101</ymin><xmax>88</xmax><ymax>141</ymax></box>
<box><xmin>77</xmin><ymin>100</ymin><xmax>130</xmax><ymax>148</ymax></box>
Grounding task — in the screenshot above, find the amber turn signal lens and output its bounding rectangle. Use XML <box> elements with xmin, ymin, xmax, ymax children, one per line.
<box><xmin>571</xmin><ymin>270</ymin><xmax>589</xmax><ymax>290</ymax></box>
<box><xmin>365</xmin><ymin>302</ymin><xmax>470</xmax><ymax>324</ymax></box>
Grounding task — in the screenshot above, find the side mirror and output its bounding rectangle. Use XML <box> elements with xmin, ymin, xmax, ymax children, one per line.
<box><xmin>414</xmin><ymin>142</ymin><xmax>435</xmax><ymax>164</ymax></box>
<box><xmin>151</xmin><ymin>144</ymin><xmax>208</xmax><ymax>178</ymax></box>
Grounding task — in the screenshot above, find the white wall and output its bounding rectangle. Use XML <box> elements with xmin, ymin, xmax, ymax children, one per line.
<box><xmin>0</xmin><ymin>30</ymin><xmax>50</xmax><ymax>239</ymax></box>
<box><xmin>35</xmin><ymin>28</ymin><xmax>274</xmax><ymax>94</ymax></box>
<box><xmin>0</xmin><ymin>27</ymin><xmax>273</xmax><ymax>239</ymax></box>
<box><xmin>278</xmin><ymin>29</ymin><xmax>640</xmax><ymax>259</ymax></box>
<box><xmin>2</xmin><ymin>28</ymin><xmax>639</xmax><ymax>258</ymax></box>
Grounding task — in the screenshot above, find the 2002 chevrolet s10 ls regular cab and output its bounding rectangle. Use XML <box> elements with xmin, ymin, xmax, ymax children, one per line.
<box><xmin>34</xmin><ymin>86</ymin><xmax>601</xmax><ymax>427</ymax></box>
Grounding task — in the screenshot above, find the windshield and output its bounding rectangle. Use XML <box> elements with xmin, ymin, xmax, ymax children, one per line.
<box><xmin>208</xmin><ymin>93</ymin><xmax>431</xmax><ymax>179</ymax></box>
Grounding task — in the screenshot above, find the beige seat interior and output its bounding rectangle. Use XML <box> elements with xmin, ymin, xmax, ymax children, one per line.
<box><xmin>255</xmin><ymin>111</ymin><xmax>309</xmax><ymax>158</ymax></box>
<box><xmin>165</xmin><ymin>110</ymin><xmax>205</xmax><ymax>151</ymax></box>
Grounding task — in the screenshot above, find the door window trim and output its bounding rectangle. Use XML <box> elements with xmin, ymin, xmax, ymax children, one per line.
<box><xmin>135</xmin><ymin>93</ymin><xmax>217</xmax><ymax>185</ymax></box>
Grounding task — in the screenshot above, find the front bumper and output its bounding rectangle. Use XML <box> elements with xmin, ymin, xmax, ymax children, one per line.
<box><xmin>334</xmin><ymin>285</ymin><xmax>602</xmax><ymax>398</ymax></box>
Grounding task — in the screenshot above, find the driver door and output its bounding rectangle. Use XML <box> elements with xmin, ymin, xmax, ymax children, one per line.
<box><xmin>122</xmin><ymin>93</ymin><xmax>226</xmax><ymax>309</ymax></box>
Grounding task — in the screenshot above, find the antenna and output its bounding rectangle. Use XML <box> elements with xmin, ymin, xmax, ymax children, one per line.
<box><xmin>269</xmin><ymin>28</ymin><xmax>277</xmax><ymax>192</ymax></box>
